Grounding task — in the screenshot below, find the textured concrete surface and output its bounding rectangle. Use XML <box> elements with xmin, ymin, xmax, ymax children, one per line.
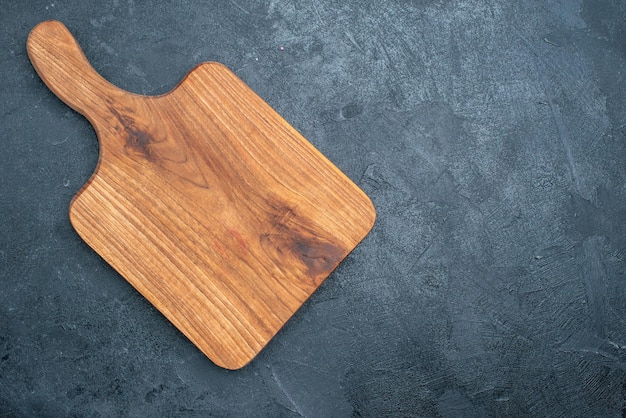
<box><xmin>2</xmin><ymin>0</ymin><xmax>626</xmax><ymax>416</ymax></box>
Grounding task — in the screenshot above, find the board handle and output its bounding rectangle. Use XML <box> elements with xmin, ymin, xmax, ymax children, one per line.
<box><xmin>27</xmin><ymin>21</ymin><xmax>123</xmax><ymax>120</ymax></box>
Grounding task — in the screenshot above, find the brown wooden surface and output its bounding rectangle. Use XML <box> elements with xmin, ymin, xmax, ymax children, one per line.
<box><xmin>27</xmin><ymin>20</ymin><xmax>375</xmax><ymax>369</ymax></box>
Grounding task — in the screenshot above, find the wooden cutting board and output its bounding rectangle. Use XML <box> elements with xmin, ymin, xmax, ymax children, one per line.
<box><xmin>27</xmin><ymin>21</ymin><xmax>375</xmax><ymax>369</ymax></box>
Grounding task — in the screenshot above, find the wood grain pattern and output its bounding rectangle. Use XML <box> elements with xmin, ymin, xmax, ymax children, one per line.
<box><xmin>27</xmin><ymin>21</ymin><xmax>375</xmax><ymax>369</ymax></box>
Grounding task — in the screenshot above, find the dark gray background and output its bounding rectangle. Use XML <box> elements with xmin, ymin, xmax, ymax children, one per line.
<box><xmin>2</xmin><ymin>0</ymin><xmax>625</xmax><ymax>416</ymax></box>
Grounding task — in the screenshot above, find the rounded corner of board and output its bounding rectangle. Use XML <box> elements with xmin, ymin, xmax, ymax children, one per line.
<box><xmin>363</xmin><ymin>195</ymin><xmax>377</xmax><ymax>228</ymax></box>
<box><xmin>190</xmin><ymin>61</ymin><xmax>234</xmax><ymax>76</ymax></box>
<box><xmin>209</xmin><ymin>351</ymin><xmax>257</xmax><ymax>371</ymax></box>
<box><xmin>67</xmin><ymin>200</ymin><xmax>84</xmax><ymax>236</ymax></box>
